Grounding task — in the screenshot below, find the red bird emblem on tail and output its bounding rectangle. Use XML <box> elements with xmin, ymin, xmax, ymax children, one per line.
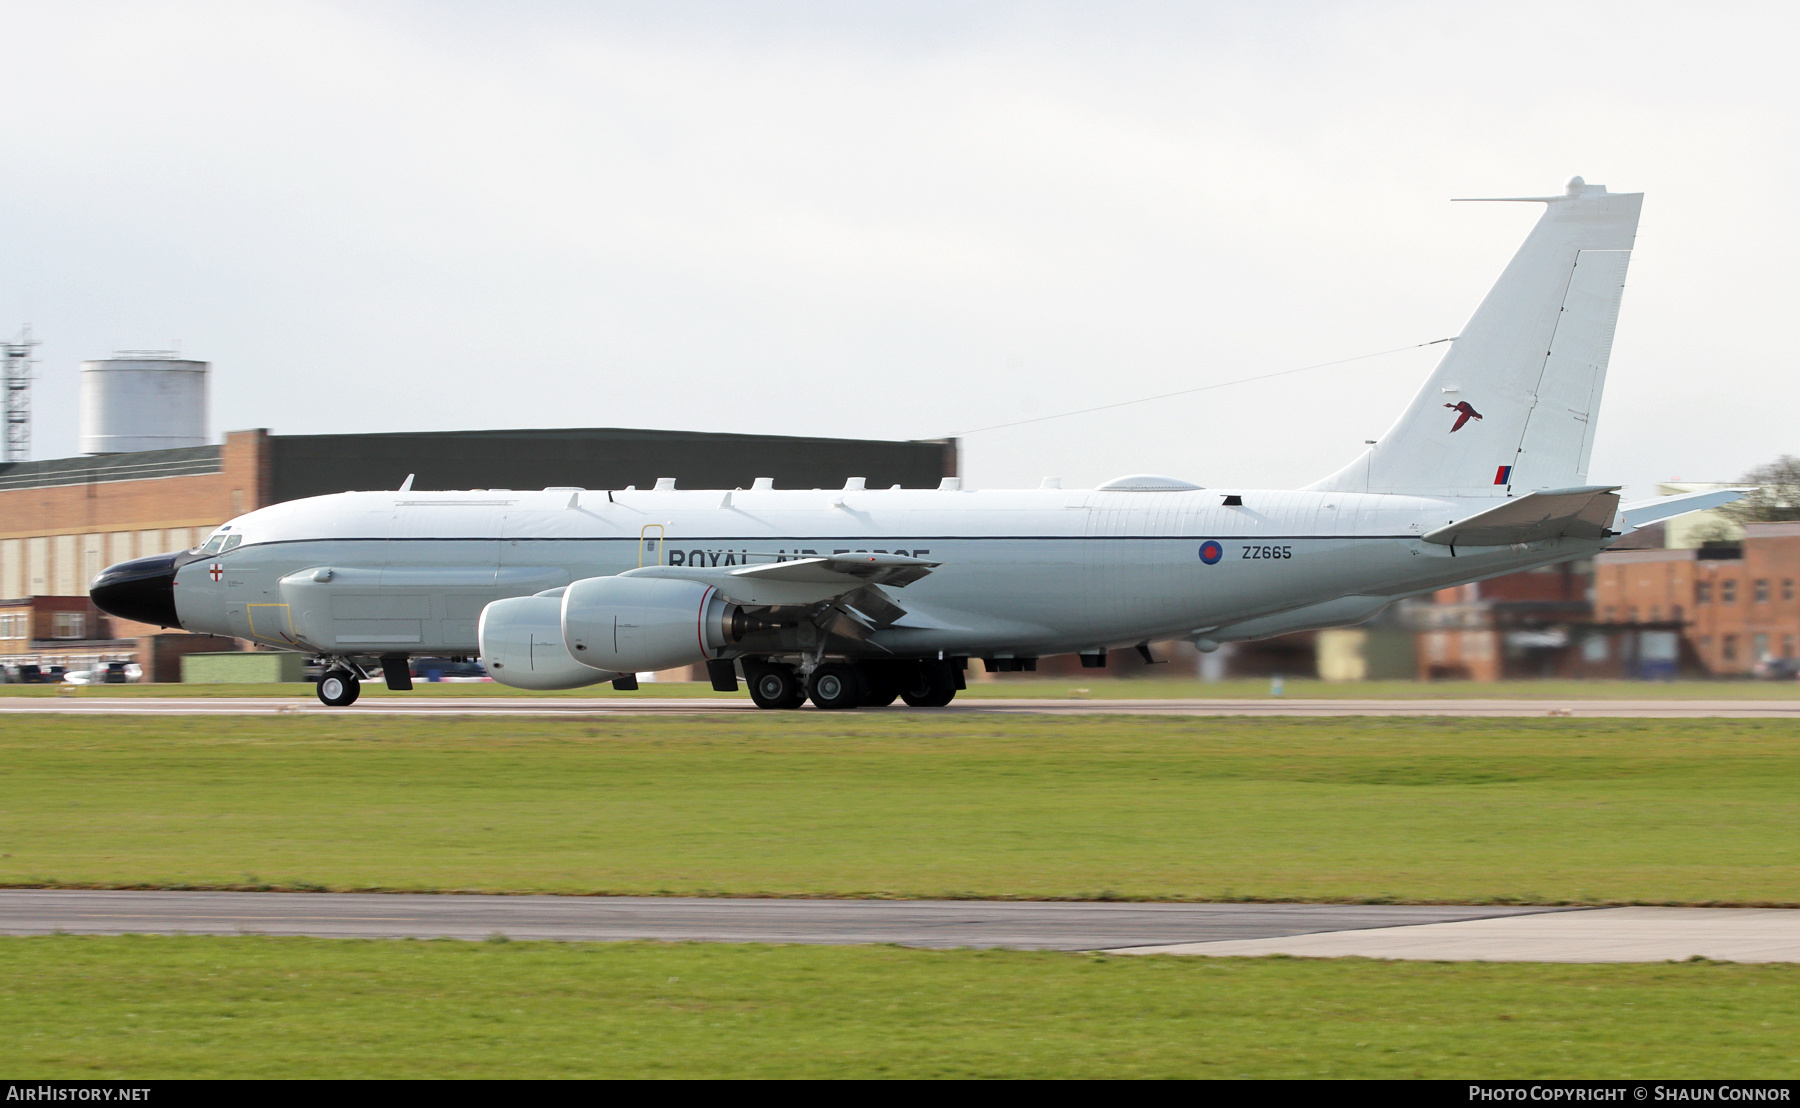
<box><xmin>1443</xmin><ymin>400</ymin><xmax>1483</xmax><ymax>432</ymax></box>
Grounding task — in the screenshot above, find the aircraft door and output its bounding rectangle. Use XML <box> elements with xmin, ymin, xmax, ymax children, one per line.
<box><xmin>638</xmin><ymin>524</ymin><xmax>666</xmax><ymax>567</ymax></box>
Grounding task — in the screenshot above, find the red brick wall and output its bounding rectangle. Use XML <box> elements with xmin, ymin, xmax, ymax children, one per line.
<box><xmin>1595</xmin><ymin>524</ymin><xmax>1800</xmax><ymax>674</ymax></box>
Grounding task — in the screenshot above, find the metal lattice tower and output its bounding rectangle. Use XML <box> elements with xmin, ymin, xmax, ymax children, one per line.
<box><xmin>3</xmin><ymin>327</ymin><xmax>35</xmax><ymax>463</ymax></box>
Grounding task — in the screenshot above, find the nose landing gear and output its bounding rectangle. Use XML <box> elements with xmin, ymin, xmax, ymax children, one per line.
<box><xmin>316</xmin><ymin>669</ymin><xmax>361</xmax><ymax>707</ymax></box>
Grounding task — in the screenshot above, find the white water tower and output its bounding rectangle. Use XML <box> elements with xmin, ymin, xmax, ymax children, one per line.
<box><xmin>79</xmin><ymin>352</ymin><xmax>209</xmax><ymax>454</ymax></box>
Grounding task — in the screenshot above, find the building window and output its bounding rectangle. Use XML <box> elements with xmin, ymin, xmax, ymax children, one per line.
<box><xmin>1722</xmin><ymin>580</ymin><xmax>1738</xmax><ymax>604</ymax></box>
<box><xmin>1754</xmin><ymin>633</ymin><xmax>1771</xmax><ymax>660</ymax></box>
<box><xmin>1627</xmin><ymin>606</ymin><xmax>1639</xmax><ymax>622</ymax></box>
<box><xmin>1756</xmin><ymin>579</ymin><xmax>1770</xmax><ymax>603</ymax></box>
<box><xmin>1700</xmin><ymin>635</ymin><xmax>1713</xmax><ymax>653</ymax></box>
<box><xmin>1650</xmin><ymin>606</ymin><xmax>1662</xmax><ymax>621</ymax></box>
<box><xmin>1786</xmin><ymin>579</ymin><xmax>1796</xmax><ymax>601</ymax></box>
<box><xmin>1723</xmin><ymin>634</ymin><xmax>1739</xmax><ymax>662</ymax></box>
<box><xmin>1696</xmin><ymin>581</ymin><xmax>1713</xmax><ymax>604</ymax></box>
<box><xmin>1672</xmin><ymin>604</ymin><xmax>1684</xmax><ymax>623</ymax></box>
<box><xmin>1785</xmin><ymin>635</ymin><xmax>1796</xmax><ymax>658</ymax></box>
<box><xmin>50</xmin><ymin>612</ymin><xmax>86</xmax><ymax>640</ymax></box>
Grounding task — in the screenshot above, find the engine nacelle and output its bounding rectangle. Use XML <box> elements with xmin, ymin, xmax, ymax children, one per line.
<box><xmin>478</xmin><ymin>594</ymin><xmax>616</xmax><ymax>690</ymax></box>
<box><xmin>561</xmin><ymin>575</ymin><xmax>745</xmax><ymax>674</ymax></box>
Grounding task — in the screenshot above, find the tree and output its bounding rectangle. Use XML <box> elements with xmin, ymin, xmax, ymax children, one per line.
<box><xmin>1718</xmin><ymin>455</ymin><xmax>1800</xmax><ymax>524</ymax></box>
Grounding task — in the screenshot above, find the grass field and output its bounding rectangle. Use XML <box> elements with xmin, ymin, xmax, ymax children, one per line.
<box><xmin>3</xmin><ymin>935</ymin><xmax>1796</xmax><ymax>1078</ymax></box>
<box><xmin>4</xmin><ymin>715</ymin><xmax>1798</xmax><ymax>904</ymax></box>
<box><xmin>6</xmin><ymin>677</ymin><xmax>1800</xmax><ymax>698</ymax></box>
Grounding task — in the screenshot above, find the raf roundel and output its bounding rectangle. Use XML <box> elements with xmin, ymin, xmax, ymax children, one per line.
<box><xmin>1198</xmin><ymin>541</ymin><xmax>1223</xmax><ymax>565</ymax></box>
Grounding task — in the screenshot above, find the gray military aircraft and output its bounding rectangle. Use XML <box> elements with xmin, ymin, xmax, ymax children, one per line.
<box><xmin>91</xmin><ymin>177</ymin><xmax>1738</xmax><ymax>708</ymax></box>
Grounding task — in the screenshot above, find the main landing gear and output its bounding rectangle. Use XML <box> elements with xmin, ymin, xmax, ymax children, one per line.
<box><xmin>899</xmin><ymin>660</ymin><xmax>957</xmax><ymax>708</ymax></box>
<box><xmin>745</xmin><ymin>662</ymin><xmax>809</xmax><ymax>710</ymax></box>
<box><xmin>807</xmin><ymin>663</ymin><xmax>862</xmax><ymax>710</ymax></box>
<box><xmin>744</xmin><ymin>658</ymin><xmax>961</xmax><ymax>711</ymax></box>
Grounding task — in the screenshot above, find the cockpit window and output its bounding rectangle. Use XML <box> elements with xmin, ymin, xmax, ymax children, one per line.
<box><xmin>200</xmin><ymin>526</ymin><xmax>244</xmax><ymax>555</ymax></box>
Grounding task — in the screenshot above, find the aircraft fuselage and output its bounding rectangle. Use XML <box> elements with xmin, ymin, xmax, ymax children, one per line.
<box><xmin>151</xmin><ymin>484</ymin><xmax>1600</xmax><ymax>661</ymax></box>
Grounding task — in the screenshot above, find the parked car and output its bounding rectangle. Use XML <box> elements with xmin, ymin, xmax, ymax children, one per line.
<box><xmin>409</xmin><ymin>657</ymin><xmax>488</xmax><ymax>681</ymax></box>
<box><xmin>1753</xmin><ymin>656</ymin><xmax>1800</xmax><ymax>680</ymax></box>
<box><xmin>63</xmin><ymin>662</ymin><xmax>141</xmax><ymax>685</ymax></box>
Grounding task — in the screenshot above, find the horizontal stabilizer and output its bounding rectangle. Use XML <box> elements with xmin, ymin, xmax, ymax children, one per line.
<box><xmin>1619</xmin><ymin>489</ymin><xmax>1750</xmax><ymax>530</ymax></box>
<box><xmin>1423</xmin><ymin>486</ymin><xmax>1620</xmax><ymax>547</ymax></box>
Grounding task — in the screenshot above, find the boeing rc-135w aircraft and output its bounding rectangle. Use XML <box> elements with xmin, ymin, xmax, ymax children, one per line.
<box><xmin>92</xmin><ymin>177</ymin><xmax>1741</xmax><ymax>708</ymax></box>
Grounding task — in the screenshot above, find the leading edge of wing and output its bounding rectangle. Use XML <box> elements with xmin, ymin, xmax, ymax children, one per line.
<box><xmin>621</xmin><ymin>553</ymin><xmax>938</xmax><ymax>608</ymax></box>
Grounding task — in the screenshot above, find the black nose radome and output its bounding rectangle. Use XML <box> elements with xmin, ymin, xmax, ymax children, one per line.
<box><xmin>90</xmin><ymin>552</ymin><xmax>188</xmax><ymax>628</ymax></box>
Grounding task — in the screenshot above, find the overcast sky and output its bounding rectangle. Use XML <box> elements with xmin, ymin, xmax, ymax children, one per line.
<box><xmin>1</xmin><ymin>1</ymin><xmax>1795</xmax><ymax>494</ymax></box>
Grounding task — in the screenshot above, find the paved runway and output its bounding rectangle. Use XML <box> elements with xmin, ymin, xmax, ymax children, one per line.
<box><xmin>6</xmin><ymin>695</ymin><xmax>1800</xmax><ymax>718</ymax></box>
<box><xmin>0</xmin><ymin>890</ymin><xmax>1556</xmax><ymax>951</ymax></box>
<box><xmin>8</xmin><ymin>891</ymin><xmax>1792</xmax><ymax>960</ymax></box>
<box><xmin>1117</xmin><ymin>907</ymin><xmax>1800</xmax><ymax>963</ymax></box>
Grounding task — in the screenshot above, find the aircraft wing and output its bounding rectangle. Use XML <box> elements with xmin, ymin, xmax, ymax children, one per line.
<box><xmin>620</xmin><ymin>553</ymin><xmax>938</xmax><ymax>612</ymax></box>
<box><xmin>731</xmin><ymin>552</ymin><xmax>937</xmax><ymax>588</ymax></box>
<box><xmin>1422</xmin><ymin>486</ymin><xmax>1621</xmax><ymax>547</ymax></box>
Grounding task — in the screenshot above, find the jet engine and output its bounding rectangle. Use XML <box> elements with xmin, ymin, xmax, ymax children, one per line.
<box><xmin>477</xmin><ymin>594</ymin><xmax>617</xmax><ymax>690</ymax></box>
<box><xmin>561</xmin><ymin>575</ymin><xmax>756</xmax><ymax>674</ymax></box>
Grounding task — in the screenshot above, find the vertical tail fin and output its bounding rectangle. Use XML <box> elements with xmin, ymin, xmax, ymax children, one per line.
<box><xmin>1308</xmin><ymin>177</ymin><xmax>1642</xmax><ymax>497</ymax></box>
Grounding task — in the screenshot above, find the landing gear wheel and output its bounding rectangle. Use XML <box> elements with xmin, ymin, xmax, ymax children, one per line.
<box><xmin>858</xmin><ymin>663</ymin><xmax>900</xmax><ymax>708</ymax></box>
<box><xmin>317</xmin><ymin>670</ymin><xmax>361</xmax><ymax>707</ymax></box>
<box><xmin>747</xmin><ymin>664</ymin><xmax>807</xmax><ymax>710</ymax></box>
<box><xmin>807</xmin><ymin>662</ymin><xmax>864</xmax><ymax>710</ymax></box>
<box><xmin>900</xmin><ymin>660</ymin><xmax>957</xmax><ymax>708</ymax></box>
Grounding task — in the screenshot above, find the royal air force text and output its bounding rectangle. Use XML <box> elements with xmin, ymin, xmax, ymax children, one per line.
<box><xmin>665</xmin><ymin>549</ymin><xmax>929</xmax><ymax>568</ymax></box>
<box><xmin>659</xmin><ymin>545</ymin><xmax>1298</xmax><ymax>567</ymax></box>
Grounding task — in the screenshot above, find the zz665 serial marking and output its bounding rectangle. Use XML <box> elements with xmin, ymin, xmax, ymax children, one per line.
<box><xmin>1243</xmin><ymin>545</ymin><xmax>1294</xmax><ymax>560</ymax></box>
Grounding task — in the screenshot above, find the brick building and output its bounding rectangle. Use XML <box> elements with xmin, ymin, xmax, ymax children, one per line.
<box><xmin>0</xmin><ymin>595</ymin><xmax>130</xmax><ymax>677</ymax></box>
<box><xmin>1401</xmin><ymin>560</ymin><xmax>1691</xmax><ymax>680</ymax></box>
<box><xmin>1594</xmin><ymin>521</ymin><xmax>1800</xmax><ymax>674</ymax></box>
